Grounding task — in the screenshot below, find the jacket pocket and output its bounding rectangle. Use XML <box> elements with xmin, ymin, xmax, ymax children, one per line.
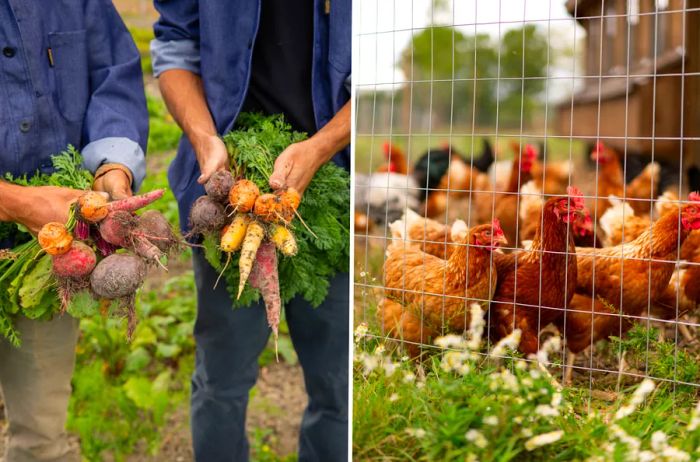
<box><xmin>328</xmin><ymin>0</ymin><xmax>351</xmax><ymax>73</ymax></box>
<box><xmin>48</xmin><ymin>30</ymin><xmax>89</xmax><ymax>122</ymax></box>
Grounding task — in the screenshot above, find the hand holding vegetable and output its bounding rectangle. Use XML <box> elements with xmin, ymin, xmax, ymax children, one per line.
<box><xmin>268</xmin><ymin>139</ymin><xmax>323</xmax><ymax>193</ymax></box>
<box><xmin>92</xmin><ymin>164</ymin><xmax>133</xmax><ymax>200</ymax></box>
<box><xmin>8</xmin><ymin>185</ymin><xmax>89</xmax><ymax>235</ymax></box>
<box><xmin>195</xmin><ymin>134</ymin><xmax>229</xmax><ymax>185</ymax></box>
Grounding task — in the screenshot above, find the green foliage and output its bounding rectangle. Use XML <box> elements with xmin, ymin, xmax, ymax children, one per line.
<box><xmin>207</xmin><ymin>113</ymin><xmax>350</xmax><ymax>307</ymax></box>
<box><xmin>147</xmin><ymin>95</ymin><xmax>182</xmax><ymax>154</ymax></box>
<box><xmin>68</xmin><ymin>274</ymin><xmax>197</xmax><ymax>460</ymax></box>
<box><xmin>353</xmin><ymin>334</ymin><xmax>700</xmax><ymax>462</ymax></box>
<box><xmin>0</xmin><ymin>147</ymin><xmax>93</xmax><ymax>344</ymax></box>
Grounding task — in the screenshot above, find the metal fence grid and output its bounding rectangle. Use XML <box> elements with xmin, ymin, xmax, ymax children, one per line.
<box><xmin>353</xmin><ymin>0</ymin><xmax>700</xmax><ymax>396</ymax></box>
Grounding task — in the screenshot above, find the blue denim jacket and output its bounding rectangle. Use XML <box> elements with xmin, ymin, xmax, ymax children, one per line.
<box><xmin>0</xmin><ymin>0</ymin><xmax>148</xmax><ymax>189</ymax></box>
<box><xmin>150</xmin><ymin>0</ymin><xmax>351</xmax><ymax>232</ymax></box>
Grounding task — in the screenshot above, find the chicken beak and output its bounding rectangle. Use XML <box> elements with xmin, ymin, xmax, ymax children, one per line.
<box><xmin>494</xmin><ymin>234</ymin><xmax>508</xmax><ymax>247</ymax></box>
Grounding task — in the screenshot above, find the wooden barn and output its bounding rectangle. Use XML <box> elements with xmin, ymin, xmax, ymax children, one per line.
<box><xmin>557</xmin><ymin>0</ymin><xmax>699</xmax><ymax>168</ymax></box>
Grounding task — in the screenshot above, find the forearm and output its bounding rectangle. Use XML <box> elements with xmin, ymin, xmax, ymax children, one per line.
<box><xmin>158</xmin><ymin>69</ymin><xmax>218</xmax><ymax>153</ymax></box>
<box><xmin>0</xmin><ymin>182</ymin><xmax>24</xmax><ymax>222</ymax></box>
<box><xmin>307</xmin><ymin>102</ymin><xmax>351</xmax><ymax>168</ymax></box>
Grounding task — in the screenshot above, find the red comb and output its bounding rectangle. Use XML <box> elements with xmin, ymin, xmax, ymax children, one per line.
<box><xmin>491</xmin><ymin>218</ymin><xmax>502</xmax><ymax>231</ymax></box>
<box><xmin>524</xmin><ymin>144</ymin><xmax>537</xmax><ymax>160</ymax></box>
<box><xmin>440</xmin><ymin>141</ymin><xmax>451</xmax><ymax>151</ymax></box>
<box><xmin>567</xmin><ymin>185</ymin><xmax>583</xmax><ymax>197</ymax></box>
<box><xmin>382</xmin><ymin>141</ymin><xmax>391</xmax><ymax>156</ymax></box>
<box><xmin>689</xmin><ymin>192</ymin><xmax>700</xmax><ymax>202</ymax></box>
<box><xmin>594</xmin><ymin>141</ymin><xmax>604</xmax><ymax>153</ymax></box>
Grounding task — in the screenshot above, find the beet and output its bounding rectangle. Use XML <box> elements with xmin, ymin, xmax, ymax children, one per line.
<box><xmin>136</xmin><ymin>210</ymin><xmax>178</xmax><ymax>253</ymax></box>
<box><xmin>204</xmin><ymin>170</ymin><xmax>235</xmax><ymax>204</ymax></box>
<box><xmin>52</xmin><ymin>241</ymin><xmax>97</xmax><ymax>279</ymax></box>
<box><xmin>99</xmin><ymin>210</ymin><xmax>137</xmax><ymax>248</ymax></box>
<box><xmin>188</xmin><ymin>195</ymin><xmax>226</xmax><ymax>236</ymax></box>
<box><xmin>90</xmin><ymin>253</ymin><xmax>147</xmax><ymax>299</ymax></box>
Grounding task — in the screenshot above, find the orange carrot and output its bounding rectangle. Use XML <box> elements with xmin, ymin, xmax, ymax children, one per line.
<box><xmin>38</xmin><ymin>222</ymin><xmax>73</xmax><ymax>256</ymax></box>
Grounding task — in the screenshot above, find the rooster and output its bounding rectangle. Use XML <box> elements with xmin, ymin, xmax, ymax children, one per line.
<box><xmin>590</xmin><ymin>142</ymin><xmax>661</xmax><ymax>218</ymax></box>
<box><xmin>377</xmin><ymin>141</ymin><xmax>409</xmax><ymax>174</ymax></box>
<box><xmin>389</xmin><ymin>209</ymin><xmax>468</xmax><ymax>260</ymax></box>
<box><xmin>490</xmin><ymin>186</ymin><xmax>586</xmax><ymax>355</ymax></box>
<box><xmin>380</xmin><ymin>219</ymin><xmax>507</xmax><ymax>356</ymax></box>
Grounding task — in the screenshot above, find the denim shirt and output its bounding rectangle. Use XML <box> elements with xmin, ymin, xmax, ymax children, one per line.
<box><xmin>150</xmin><ymin>0</ymin><xmax>351</xmax><ymax>232</ymax></box>
<box><xmin>0</xmin><ymin>0</ymin><xmax>148</xmax><ymax>189</ymax></box>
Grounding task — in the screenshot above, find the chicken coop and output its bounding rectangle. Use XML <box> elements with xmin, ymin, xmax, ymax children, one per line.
<box><xmin>354</xmin><ymin>0</ymin><xmax>700</xmax><ymax>430</ymax></box>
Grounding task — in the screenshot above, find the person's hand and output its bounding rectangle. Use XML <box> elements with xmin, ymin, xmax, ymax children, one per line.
<box><xmin>93</xmin><ymin>168</ymin><xmax>132</xmax><ymax>200</ymax></box>
<box><xmin>194</xmin><ymin>135</ymin><xmax>229</xmax><ymax>185</ymax></box>
<box><xmin>269</xmin><ymin>140</ymin><xmax>323</xmax><ymax>194</ymax></box>
<box><xmin>17</xmin><ymin>186</ymin><xmax>91</xmax><ymax>235</ymax></box>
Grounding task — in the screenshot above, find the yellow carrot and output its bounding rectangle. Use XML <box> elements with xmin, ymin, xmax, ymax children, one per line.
<box><xmin>269</xmin><ymin>223</ymin><xmax>297</xmax><ymax>257</ymax></box>
<box><xmin>38</xmin><ymin>222</ymin><xmax>73</xmax><ymax>256</ymax></box>
<box><xmin>220</xmin><ymin>214</ymin><xmax>249</xmax><ymax>253</ymax></box>
<box><xmin>237</xmin><ymin>220</ymin><xmax>265</xmax><ymax>299</ymax></box>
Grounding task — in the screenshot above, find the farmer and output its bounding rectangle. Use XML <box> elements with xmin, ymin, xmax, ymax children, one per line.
<box><xmin>0</xmin><ymin>1</ymin><xmax>148</xmax><ymax>460</ymax></box>
<box><xmin>151</xmin><ymin>0</ymin><xmax>350</xmax><ymax>460</ymax></box>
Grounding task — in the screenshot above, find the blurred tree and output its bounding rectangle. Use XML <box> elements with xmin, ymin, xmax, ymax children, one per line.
<box><xmin>400</xmin><ymin>24</ymin><xmax>551</xmax><ymax>130</ymax></box>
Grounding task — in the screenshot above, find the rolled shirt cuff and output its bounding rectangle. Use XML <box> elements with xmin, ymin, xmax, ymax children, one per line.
<box><xmin>82</xmin><ymin>137</ymin><xmax>146</xmax><ymax>191</ymax></box>
<box><xmin>150</xmin><ymin>38</ymin><xmax>201</xmax><ymax>77</ymax></box>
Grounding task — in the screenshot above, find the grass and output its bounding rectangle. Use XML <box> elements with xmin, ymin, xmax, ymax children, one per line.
<box><xmin>353</xmin><ymin>316</ymin><xmax>700</xmax><ymax>462</ymax></box>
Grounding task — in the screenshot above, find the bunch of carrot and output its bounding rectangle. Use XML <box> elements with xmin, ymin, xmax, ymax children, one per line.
<box><xmin>34</xmin><ymin>189</ymin><xmax>178</xmax><ymax>338</ymax></box>
<box><xmin>189</xmin><ymin>170</ymin><xmax>302</xmax><ymax>350</ymax></box>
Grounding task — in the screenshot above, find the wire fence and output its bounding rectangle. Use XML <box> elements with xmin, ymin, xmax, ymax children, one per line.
<box><xmin>353</xmin><ymin>0</ymin><xmax>700</xmax><ymax>397</ymax></box>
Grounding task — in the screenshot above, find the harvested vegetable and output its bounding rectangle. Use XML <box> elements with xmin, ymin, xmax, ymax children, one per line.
<box><xmin>52</xmin><ymin>241</ymin><xmax>96</xmax><ymax>279</ymax></box>
<box><xmin>106</xmin><ymin>189</ymin><xmax>164</xmax><ymax>214</ymax></box>
<box><xmin>237</xmin><ymin>220</ymin><xmax>265</xmax><ymax>299</ymax></box>
<box><xmin>229</xmin><ymin>179</ymin><xmax>260</xmax><ymax>213</ymax></box>
<box><xmin>135</xmin><ymin>210</ymin><xmax>179</xmax><ymax>254</ymax></box>
<box><xmin>188</xmin><ymin>195</ymin><xmax>227</xmax><ymax>236</ymax></box>
<box><xmin>248</xmin><ymin>241</ymin><xmax>281</xmax><ymax>354</ymax></box>
<box><xmin>99</xmin><ymin>211</ymin><xmax>137</xmax><ymax>248</ymax></box>
<box><xmin>221</xmin><ymin>214</ymin><xmax>249</xmax><ymax>253</ymax></box>
<box><xmin>269</xmin><ymin>223</ymin><xmax>297</xmax><ymax>257</ymax></box>
<box><xmin>205</xmin><ymin>170</ymin><xmax>235</xmax><ymax>204</ymax></box>
<box><xmin>253</xmin><ymin>193</ymin><xmax>280</xmax><ymax>222</ymax></box>
<box><xmin>76</xmin><ymin>191</ymin><xmax>109</xmax><ymax>223</ymax></box>
<box><xmin>38</xmin><ymin>222</ymin><xmax>73</xmax><ymax>256</ymax></box>
<box><xmin>90</xmin><ymin>253</ymin><xmax>147</xmax><ymax>300</ymax></box>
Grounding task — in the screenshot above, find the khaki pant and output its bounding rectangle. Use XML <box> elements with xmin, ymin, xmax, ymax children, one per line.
<box><xmin>0</xmin><ymin>315</ymin><xmax>79</xmax><ymax>462</ymax></box>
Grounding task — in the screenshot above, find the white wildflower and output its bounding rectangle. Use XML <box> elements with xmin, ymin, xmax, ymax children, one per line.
<box><xmin>513</xmin><ymin>416</ymin><xmax>523</xmax><ymax>425</ymax></box>
<box><xmin>465</xmin><ymin>454</ymin><xmax>479</xmax><ymax>462</ymax></box>
<box><xmin>403</xmin><ymin>372</ymin><xmax>416</xmax><ymax>383</ymax></box>
<box><xmin>515</xmin><ymin>360</ymin><xmax>528</xmax><ymax>370</ymax></box>
<box><xmin>524</xmin><ymin>430</ymin><xmax>564</xmax><ymax>451</ymax></box>
<box><xmin>535</xmin><ymin>405</ymin><xmax>559</xmax><ymax>417</ymax></box>
<box><xmin>551</xmin><ymin>392</ymin><xmax>563</xmax><ymax>408</ymax></box>
<box><xmin>466</xmin><ymin>304</ymin><xmax>485</xmax><ymax>350</ymax></box>
<box><xmin>614</xmin><ymin>379</ymin><xmax>655</xmax><ymax>420</ymax></box>
<box><xmin>688</xmin><ymin>399</ymin><xmax>700</xmax><ymax>431</ymax></box>
<box><xmin>637</xmin><ymin>451</ymin><xmax>657</xmax><ymax>462</ymax></box>
<box><xmin>530</xmin><ymin>369</ymin><xmax>542</xmax><ymax>380</ymax></box>
<box><xmin>659</xmin><ymin>446</ymin><xmax>691</xmax><ymax>461</ymax></box>
<box><xmin>383</xmin><ymin>360</ymin><xmax>397</xmax><ymax>376</ymax></box>
<box><xmin>521</xmin><ymin>428</ymin><xmax>533</xmax><ymax>438</ymax></box>
<box><xmin>375</xmin><ymin>343</ymin><xmax>386</xmax><ymax>354</ymax></box>
<box><xmin>521</xmin><ymin>377</ymin><xmax>534</xmax><ymax>388</ymax></box>
<box><xmin>535</xmin><ymin>336</ymin><xmax>561</xmax><ymax>365</ymax></box>
<box><xmin>465</xmin><ymin>429</ymin><xmax>488</xmax><ymax>449</ymax></box>
<box><xmin>609</xmin><ymin>424</ymin><xmax>640</xmax><ymax>452</ymax></box>
<box><xmin>405</xmin><ymin>428</ymin><xmax>426</xmax><ymax>438</ymax></box>
<box><xmin>353</xmin><ymin>322</ymin><xmax>368</xmax><ymax>341</ymax></box>
<box><xmin>483</xmin><ymin>415</ymin><xmax>498</xmax><ymax>426</ymax></box>
<box><xmin>389</xmin><ymin>393</ymin><xmax>399</xmax><ymax>402</ymax></box>
<box><xmin>400</xmin><ymin>355</ymin><xmax>409</xmax><ymax>362</ymax></box>
<box><xmin>416</xmin><ymin>381</ymin><xmax>425</xmax><ymax>389</ymax></box>
<box><xmin>651</xmin><ymin>431</ymin><xmax>668</xmax><ymax>452</ymax></box>
<box><xmin>490</xmin><ymin>329</ymin><xmax>521</xmax><ymax>357</ymax></box>
<box><xmin>360</xmin><ymin>353</ymin><xmax>379</xmax><ymax>375</ymax></box>
<box><xmin>359</xmin><ymin>271</ymin><xmax>367</xmax><ymax>278</ymax></box>
<box><xmin>435</xmin><ymin>334</ymin><xmax>467</xmax><ymax>350</ymax></box>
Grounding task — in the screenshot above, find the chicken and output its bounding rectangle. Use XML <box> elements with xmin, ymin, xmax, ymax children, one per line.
<box><xmin>531</xmin><ymin>158</ymin><xmax>573</xmax><ymax>195</ymax></box>
<box><xmin>380</xmin><ymin>220</ymin><xmax>507</xmax><ymax>356</ymax></box>
<box><xmin>575</xmin><ymin>193</ymin><xmax>700</xmax><ymax>334</ymax></box>
<box><xmin>598</xmin><ymin>191</ymin><xmax>681</xmax><ymax>247</ymax></box>
<box><xmin>354</xmin><ymin>172</ymin><xmax>421</xmax><ymax>227</ymax></box>
<box><xmin>519</xmin><ymin>181</ymin><xmax>600</xmax><ymax>249</ymax></box>
<box><xmin>590</xmin><ymin>142</ymin><xmax>660</xmax><ymax>218</ymax></box>
<box><xmin>490</xmin><ymin>186</ymin><xmax>586</xmax><ymax>355</ymax></box>
<box><xmin>557</xmin><ymin>293</ymin><xmax>622</xmax><ymax>384</ymax></box>
<box><xmin>389</xmin><ymin>209</ymin><xmax>468</xmax><ymax>260</ymax></box>
<box><xmin>494</xmin><ymin>144</ymin><xmax>536</xmax><ymax>246</ymax></box>
<box><xmin>377</xmin><ymin>141</ymin><xmax>409</xmax><ymax>174</ymax></box>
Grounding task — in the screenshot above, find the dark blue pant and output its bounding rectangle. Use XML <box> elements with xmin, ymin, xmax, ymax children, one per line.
<box><xmin>190</xmin><ymin>248</ymin><xmax>349</xmax><ymax>462</ymax></box>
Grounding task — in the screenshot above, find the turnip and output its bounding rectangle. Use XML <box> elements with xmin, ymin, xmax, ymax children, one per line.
<box><xmin>99</xmin><ymin>210</ymin><xmax>137</xmax><ymax>248</ymax></box>
<box><xmin>52</xmin><ymin>241</ymin><xmax>97</xmax><ymax>311</ymax></box>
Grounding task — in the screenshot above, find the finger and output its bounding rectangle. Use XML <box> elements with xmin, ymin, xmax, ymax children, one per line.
<box><xmin>269</xmin><ymin>161</ymin><xmax>293</xmax><ymax>190</ymax></box>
